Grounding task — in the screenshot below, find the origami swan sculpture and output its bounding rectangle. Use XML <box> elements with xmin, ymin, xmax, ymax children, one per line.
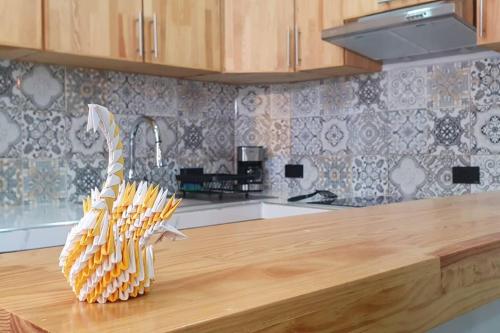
<box><xmin>59</xmin><ymin>104</ymin><xmax>185</xmax><ymax>304</ymax></box>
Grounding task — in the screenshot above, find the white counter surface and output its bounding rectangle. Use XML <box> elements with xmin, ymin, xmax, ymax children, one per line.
<box><xmin>0</xmin><ymin>194</ymin><xmax>340</xmax><ymax>252</ymax></box>
<box><xmin>0</xmin><ymin>194</ymin><xmax>340</xmax><ymax>234</ymax></box>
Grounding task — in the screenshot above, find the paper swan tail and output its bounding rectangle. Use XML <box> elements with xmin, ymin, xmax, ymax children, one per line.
<box><xmin>59</xmin><ymin>104</ymin><xmax>185</xmax><ymax>304</ymax></box>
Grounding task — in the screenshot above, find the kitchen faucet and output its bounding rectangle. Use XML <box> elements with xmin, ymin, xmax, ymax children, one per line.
<box><xmin>127</xmin><ymin>116</ymin><xmax>163</xmax><ymax>182</ymax></box>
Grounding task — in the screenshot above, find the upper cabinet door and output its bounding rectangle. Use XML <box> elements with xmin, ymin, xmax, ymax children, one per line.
<box><xmin>44</xmin><ymin>0</ymin><xmax>143</xmax><ymax>62</ymax></box>
<box><xmin>477</xmin><ymin>0</ymin><xmax>500</xmax><ymax>50</ymax></box>
<box><xmin>143</xmin><ymin>0</ymin><xmax>221</xmax><ymax>71</ymax></box>
<box><xmin>223</xmin><ymin>0</ymin><xmax>294</xmax><ymax>73</ymax></box>
<box><xmin>0</xmin><ymin>0</ymin><xmax>42</xmax><ymax>50</ymax></box>
<box><xmin>343</xmin><ymin>0</ymin><xmax>436</xmax><ymax>20</ymax></box>
<box><xmin>295</xmin><ymin>0</ymin><xmax>344</xmax><ymax>71</ymax></box>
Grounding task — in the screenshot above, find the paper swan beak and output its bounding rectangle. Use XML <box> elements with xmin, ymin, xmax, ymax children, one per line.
<box><xmin>87</xmin><ymin>104</ymin><xmax>102</xmax><ymax>132</ymax></box>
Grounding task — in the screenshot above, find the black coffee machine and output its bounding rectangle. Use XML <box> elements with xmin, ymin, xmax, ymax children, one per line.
<box><xmin>237</xmin><ymin>146</ymin><xmax>264</xmax><ymax>192</ymax></box>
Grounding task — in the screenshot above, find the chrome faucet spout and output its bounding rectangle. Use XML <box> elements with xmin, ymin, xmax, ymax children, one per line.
<box><xmin>128</xmin><ymin>116</ymin><xmax>163</xmax><ymax>182</ymax></box>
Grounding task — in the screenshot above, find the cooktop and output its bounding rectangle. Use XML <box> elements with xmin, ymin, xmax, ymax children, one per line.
<box><xmin>308</xmin><ymin>196</ymin><xmax>401</xmax><ymax>207</ymax></box>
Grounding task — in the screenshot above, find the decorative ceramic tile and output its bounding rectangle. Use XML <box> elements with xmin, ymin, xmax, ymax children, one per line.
<box><xmin>353</xmin><ymin>72</ymin><xmax>388</xmax><ymax>113</ymax></box>
<box><xmin>67</xmin><ymin>154</ymin><xmax>107</xmax><ymax>203</ymax></box>
<box><xmin>67</xmin><ymin>114</ymin><xmax>106</xmax><ymax>158</ymax></box>
<box><xmin>351</xmin><ymin>155</ymin><xmax>388</xmax><ymax>197</ymax></box>
<box><xmin>106</xmin><ymin>71</ymin><xmax>147</xmax><ymax>115</ymax></box>
<box><xmin>23</xmin><ymin>158</ymin><xmax>67</xmax><ymax>205</ymax></box>
<box><xmin>419</xmin><ymin>153</ymin><xmax>470</xmax><ymax>198</ymax></box>
<box><xmin>388</xmin><ymin>155</ymin><xmax>427</xmax><ymax>199</ymax></box>
<box><xmin>66</xmin><ymin>67</ymin><xmax>107</xmax><ymax>116</ymax></box>
<box><xmin>15</xmin><ymin>64</ymin><xmax>65</xmax><ymax>111</ymax></box>
<box><xmin>270</xmin><ymin>84</ymin><xmax>292</xmax><ymax>119</ymax></box>
<box><xmin>290</xmin><ymin>117</ymin><xmax>323</xmax><ymax>155</ymax></box>
<box><xmin>347</xmin><ymin>111</ymin><xmax>389</xmax><ymax>155</ymax></box>
<box><xmin>235</xmin><ymin>115</ymin><xmax>270</xmax><ymax>147</ymax></box>
<box><xmin>292</xmin><ymin>81</ymin><xmax>321</xmax><ymax>117</ymax></box>
<box><xmin>388</xmin><ymin>67</ymin><xmax>426</xmax><ymax>110</ymax></box>
<box><xmin>205</xmin><ymin>118</ymin><xmax>235</xmax><ymax>159</ymax></box>
<box><xmin>472</xmin><ymin>104</ymin><xmax>500</xmax><ymax>154</ymax></box>
<box><xmin>388</xmin><ymin>109</ymin><xmax>433</xmax><ymax>154</ymax></box>
<box><xmin>142</xmin><ymin>75</ymin><xmax>177</xmax><ymax>116</ymax></box>
<box><xmin>0</xmin><ymin>105</ymin><xmax>22</xmax><ymax>158</ymax></box>
<box><xmin>0</xmin><ymin>159</ymin><xmax>22</xmax><ymax>206</ymax></box>
<box><xmin>176</xmin><ymin>80</ymin><xmax>208</xmax><ymax>117</ymax></box>
<box><xmin>427</xmin><ymin>61</ymin><xmax>470</xmax><ymax>109</ymax></box>
<box><xmin>177</xmin><ymin>153</ymin><xmax>211</xmax><ymax>169</ymax></box>
<box><xmin>286</xmin><ymin>156</ymin><xmax>325</xmax><ymax>196</ymax></box>
<box><xmin>0</xmin><ymin>60</ymin><xmax>20</xmax><ymax>107</ymax></box>
<box><xmin>321</xmin><ymin>155</ymin><xmax>352</xmax><ymax>196</ymax></box>
<box><xmin>269</xmin><ymin>118</ymin><xmax>290</xmax><ymax>156</ymax></box>
<box><xmin>22</xmin><ymin>110</ymin><xmax>68</xmax><ymax>158</ymax></box>
<box><xmin>141</xmin><ymin>159</ymin><xmax>180</xmax><ymax>192</ymax></box>
<box><xmin>471</xmin><ymin>56</ymin><xmax>500</xmax><ymax>109</ymax></box>
<box><xmin>321</xmin><ymin>115</ymin><xmax>349</xmax><ymax>155</ymax></box>
<box><xmin>206</xmin><ymin>82</ymin><xmax>238</xmax><ymax>119</ymax></box>
<box><xmin>205</xmin><ymin>158</ymin><xmax>235</xmax><ymax>174</ymax></box>
<box><xmin>429</xmin><ymin>107</ymin><xmax>470</xmax><ymax>154</ymax></box>
<box><xmin>320</xmin><ymin>77</ymin><xmax>356</xmax><ymax>115</ymax></box>
<box><xmin>471</xmin><ymin>155</ymin><xmax>500</xmax><ymax>193</ymax></box>
<box><xmin>264</xmin><ymin>155</ymin><xmax>287</xmax><ymax>195</ymax></box>
<box><xmin>178</xmin><ymin>116</ymin><xmax>208</xmax><ymax>155</ymax></box>
<box><xmin>237</xmin><ymin>85</ymin><xmax>270</xmax><ymax>117</ymax></box>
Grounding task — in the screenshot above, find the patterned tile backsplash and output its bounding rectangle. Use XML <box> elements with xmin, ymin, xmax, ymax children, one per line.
<box><xmin>1</xmin><ymin>53</ymin><xmax>500</xmax><ymax>207</ymax></box>
<box><xmin>0</xmin><ymin>59</ymin><xmax>236</xmax><ymax>206</ymax></box>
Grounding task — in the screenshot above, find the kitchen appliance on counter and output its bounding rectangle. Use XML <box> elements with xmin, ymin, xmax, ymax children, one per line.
<box><xmin>237</xmin><ymin>146</ymin><xmax>264</xmax><ymax>192</ymax></box>
<box><xmin>308</xmin><ymin>196</ymin><xmax>401</xmax><ymax>208</ymax></box>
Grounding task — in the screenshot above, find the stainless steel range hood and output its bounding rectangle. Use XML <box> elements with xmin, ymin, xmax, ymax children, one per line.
<box><xmin>322</xmin><ymin>1</ymin><xmax>480</xmax><ymax>63</ymax></box>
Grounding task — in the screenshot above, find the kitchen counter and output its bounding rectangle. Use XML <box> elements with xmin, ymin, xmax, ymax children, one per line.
<box><xmin>0</xmin><ymin>194</ymin><xmax>335</xmax><ymax>252</ymax></box>
<box><xmin>2</xmin><ymin>192</ymin><xmax>500</xmax><ymax>332</ymax></box>
<box><xmin>0</xmin><ymin>194</ymin><xmax>338</xmax><ymax>234</ymax></box>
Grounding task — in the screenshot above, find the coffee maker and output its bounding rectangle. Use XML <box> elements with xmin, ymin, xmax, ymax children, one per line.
<box><xmin>237</xmin><ymin>146</ymin><xmax>264</xmax><ymax>192</ymax></box>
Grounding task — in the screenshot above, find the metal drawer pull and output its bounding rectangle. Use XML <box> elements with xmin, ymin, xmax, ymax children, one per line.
<box><xmin>152</xmin><ymin>13</ymin><xmax>159</xmax><ymax>58</ymax></box>
<box><xmin>136</xmin><ymin>11</ymin><xmax>143</xmax><ymax>56</ymax></box>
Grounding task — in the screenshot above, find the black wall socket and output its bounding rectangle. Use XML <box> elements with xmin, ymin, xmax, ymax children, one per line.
<box><xmin>452</xmin><ymin>166</ymin><xmax>480</xmax><ymax>184</ymax></box>
<box><xmin>285</xmin><ymin>164</ymin><xmax>303</xmax><ymax>178</ymax></box>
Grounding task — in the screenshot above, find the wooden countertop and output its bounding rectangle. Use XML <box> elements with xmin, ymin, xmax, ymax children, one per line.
<box><xmin>2</xmin><ymin>192</ymin><xmax>500</xmax><ymax>332</ymax></box>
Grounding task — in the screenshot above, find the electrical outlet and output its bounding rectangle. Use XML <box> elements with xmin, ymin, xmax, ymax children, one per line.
<box><xmin>452</xmin><ymin>166</ymin><xmax>480</xmax><ymax>184</ymax></box>
<box><xmin>285</xmin><ymin>164</ymin><xmax>303</xmax><ymax>178</ymax></box>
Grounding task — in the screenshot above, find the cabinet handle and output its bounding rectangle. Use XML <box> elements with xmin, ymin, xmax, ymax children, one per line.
<box><xmin>152</xmin><ymin>13</ymin><xmax>159</xmax><ymax>58</ymax></box>
<box><xmin>479</xmin><ymin>0</ymin><xmax>484</xmax><ymax>38</ymax></box>
<box><xmin>295</xmin><ymin>26</ymin><xmax>301</xmax><ymax>66</ymax></box>
<box><xmin>287</xmin><ymin>28</ymin><xmax>291</xmax><ymax>68</ymax></box>
<box><xmin>136</xmin><ymin>11</ymin><xmax>143</xmax><ymax>56</ymax></box>
<box><xmin>377</xmin><ymin>0</ymin><xmax>393</xmax><ymax>3</ymax></box>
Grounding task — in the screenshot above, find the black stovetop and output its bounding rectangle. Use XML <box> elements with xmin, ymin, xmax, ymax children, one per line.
<box><xmin>308</xmin><ymin>196</ymin><xmax>401</xmax><ymax>207</ymax></box>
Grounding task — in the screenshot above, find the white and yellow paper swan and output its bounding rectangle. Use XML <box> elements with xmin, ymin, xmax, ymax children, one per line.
<box><xmin>59</xmin><ymin>104</ymin><xmax>185</xmax><ymax>304</ymax></box>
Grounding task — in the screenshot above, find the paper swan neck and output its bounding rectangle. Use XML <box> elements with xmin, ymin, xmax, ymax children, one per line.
<box><xmin>87</xmin><ymin>104</ymin><xmax>125</xmax><ymax>212</ymax></box>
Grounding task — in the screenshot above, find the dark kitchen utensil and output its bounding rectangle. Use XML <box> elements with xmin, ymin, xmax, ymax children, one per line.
<box><xmin>287</xmin><ymin>190</ymin><xmax>337</xmax><ymax>202</ymax></box>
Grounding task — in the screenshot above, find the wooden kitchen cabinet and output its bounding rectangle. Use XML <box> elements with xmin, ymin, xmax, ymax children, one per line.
<box><xmin>477</xmin><ymin>0</ymin><xmax>500</xmax><ymax>51</ymax></box>
<box><xmin>201</xmin><ymin>0</ymin><xmax>379</xmax><ymax>83</ymax></box>
<box><xmin>44</xmin><ymin>0</ymin><xmax>143</xmax><ymax>62</ymax></box>
<box><xmin>295</xmin><ymin>0</ymin><xmax>345</xmax><ymax>71</ymax></box>
<box><xmin>143</xmin><ymin>0</ymin><xmax>221</xmax><ymax>71</ymax></box>
<box><xmin>0</xmin><ymin>0</ymin><xmax>42</xmax><ymax>58</ymax></box>
<box><xmin>222</xmin><ymin>0</ymin><xmax>295</xmax><ymax>73</ymax></box>
<box><xmin>343</xmin><ymin>0</ymin><xmax>437</xmax><ymax>20</ymax></box>
<box><xmin>295</xmin><ymin>0</ymin><xmax>380</xmax><ymax>74</ymax></box>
